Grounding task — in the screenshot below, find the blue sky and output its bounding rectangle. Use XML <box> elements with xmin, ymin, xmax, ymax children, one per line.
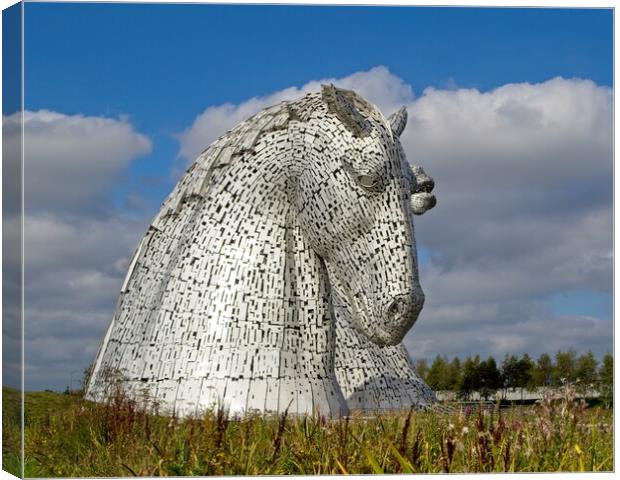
<box><xmin>23</xmin><ymin>4</ymin><xmax>613</xmax><ymax>214</ymax></box>
<box><xmin>4</xmin><ymin>3</ymin><xmax>613</xmax><ymax>390</ymax></box>
<box><xmin>25</xmin><ymin>5</ymin><xmax>612</xmax><ymax>117</ymax></box>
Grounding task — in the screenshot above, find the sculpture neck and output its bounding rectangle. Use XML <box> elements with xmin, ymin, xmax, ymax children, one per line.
<box><xmin>87</xmin><ymin>112</ymin><xmax>348</xmax><ymax>416</ymax></box>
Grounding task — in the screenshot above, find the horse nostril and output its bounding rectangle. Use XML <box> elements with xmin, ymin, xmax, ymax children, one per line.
<box><xmin>387</xmin><ymin>297</ymin><xmax>406</xmax><ymax>318</ymax></box>
<box><xmin>417</xmin><ymin>177</ymin><xmax>434</xmax><ymax>193</ymax></box>
<box><xmin>411</xmin><ymin>167</ymin><xmax>435</xmax><ymax>194</ymax></box>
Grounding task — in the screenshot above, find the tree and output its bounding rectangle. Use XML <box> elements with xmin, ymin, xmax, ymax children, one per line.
<box><xmin>516</xmin><ymin>353</ymin><xmax>534</xmax><ymax>392</ymax></box>
<box><xmin>478</xmin><ymin>356</ymin><xmax>501</xmax><ymax>400</ymax></box>
<box><xmin>575</xmin><ymin>351</ymin><xmax>598</xmax><ymax>394</ymax></box>
<box><xmin>446</xmin><ymin>357</ymin><xmax>462</xmax><ymax>390</ymax></box>
<box><xmin>598</xmin><ymin>353</ymin><xmax>613</xmax><ymax>406</ymax></box>
<box><xmin>426</xmin><ymin>355</ymin><xmax>449</xmax><ymax>390</ymax></box>
<box><xmin>414</xmin><ymin>359</ymin><xmax>429</xmax><ymax>383</ymax></box>
<box><xmin>458</xmin><ymin>355</ymin><xmax>481</xmax><ymax>400</ymax></box>
<box><xmin>501</xmin><ymin>353</ymin><xmax>531</xmax><ymax>397</ymax></box>
<box><xmin>525</xmin><ymin>355</ymin><xmax>540</xmax><ymax>390</ymax></box>
<box><xmin>501</xmin><ymin>354</ymin><xmax>520</xmax><ymax>390</ymax></box>
<box><xmin>531</xmin><ymin>353</ymin><xmax>553</xmax><ymax>387</ymax></box>
<box><xmin>553</xmin><ymin>349</ymin><xmax>577</xmax><ymax>386</ymax></box>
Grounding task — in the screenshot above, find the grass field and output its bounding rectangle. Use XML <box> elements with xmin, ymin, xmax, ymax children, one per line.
<box><xmin>2</xmin><ymin>385</ymin><xmax>613</xmax><ymax>477</ymax></box>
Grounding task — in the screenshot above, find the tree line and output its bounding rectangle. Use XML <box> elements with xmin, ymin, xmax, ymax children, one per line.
<box><xmin>415</xmin><ymin>349</ymin><xmax>613</xmax><ymax>402</ymax></box>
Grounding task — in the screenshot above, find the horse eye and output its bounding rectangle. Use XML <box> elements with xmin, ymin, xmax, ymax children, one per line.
<box><xmin>357</xmin><ymin>174</ymin><xmax>378</xmax><ymax>189</ymax></box>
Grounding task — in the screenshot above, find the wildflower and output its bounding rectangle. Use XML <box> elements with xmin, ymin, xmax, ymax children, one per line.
<box><xmin>455</xmin><ymin>438</ymin><xmax>465</xmax><ymax>453</ymax></box>
<box><xmin>443</xmin><ymin>435</ymin><xmax>457</xmax><ymax>472</ymax></box>
<box><xmin>574</xmin><ymin>444</ymin><xmax>583</xmax><ymax>455</ymax></box>
<box><xmin>537</xmin><ymin>419</ymin><xmax>551</xmax><ymax>440</ymax></box>
<box><xmin>462</xmin><ymin>426</ymin><xmax>469</xmax><ymax>435</ymax></box>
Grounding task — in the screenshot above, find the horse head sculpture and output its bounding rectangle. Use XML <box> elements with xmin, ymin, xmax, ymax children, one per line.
<box><xmin>85</xmin><ymin>86</ymin><xmax>436</xmax><ymax>417</ymax></box>
<box><xmin>293</xmin><ymin>86</ymin><xmax>435</xmax><ymax>347</ymax></box>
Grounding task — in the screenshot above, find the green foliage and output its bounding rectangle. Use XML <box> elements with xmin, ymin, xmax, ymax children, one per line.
<box><xmin>458</xmin><ymin>355</ymin><xmax>481</xmax><ymax>399</ymax></box>
<box><xmin>531</xmin><ymin>353</ymin><xmax>554</xmax><ymax>387</ymax></box>
<box><xmin>518</xmin><ymin>353</ymin><xmax>534</xmax><ymax>389</ymax></box>
<box><xmin>416</xmin><ymin>355</ymin><xmax>461</xmax><ymax>391</ymax></box>
<box><xmin>599</xmin><ymin>353</ymin><xmax>613</xmax><ymax>385</ymax></box>
<box><xmin>574</xmin><ymin>351</ymin><xmax>598</xmax><ymax>393</ymax></box>
<box><xmin>598</xmin><ymin>353</ymin><xmax>613</xmax><ymax>407</ymax></box>
<box><xmin>501</xmin><ymin>354</ymin><xmax>533</xmax><ymax>396</ymax></box>
<box><xmin>1</xmin><ymin>385</ymin><xmax>612</xmax><ymax>476</ymax></box>
<box><xmin>426</xmin><ymin>355</ymin><xmax>450</xmax><ymax>390</ymax></box>
<box><xmin>478</xmin><ymin>357</ymin><xmax>501</xmax><ymax>400</ymax></box>
<box><xmin>553</xmin><ymin>349</ymin><xmax>578</xmax><ymax>386</ymax></box>
<box><xmin>2</xmin><ymin>387</ymin><xmax>22</xmax><ymax>478</ymax></box>
<box><xmin>414</xmin><ymin>359</ymin><xmax>429</xmax><ymax>382</ymax></box>
<box><xmin>417</xmin><ymin>351</ymin><xmax>610</xmax><ymax>399</ymax></box>
<box><xmin>446</xmin><ymin>357</ymin><xmax>462</xmax><ymax>390</ymax></box>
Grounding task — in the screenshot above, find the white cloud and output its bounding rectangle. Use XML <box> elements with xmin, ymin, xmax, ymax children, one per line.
<box><xmin>405</xmin><ymin>78</ymin><xmax>612</xmax><ymax>297</ymax></box>
<box><xmin>3</xmin><ymin>109</ymin><xmax>152</xmax><ymax>212</ymax></box>
<box><xmin>2</xmin><ymin>110</ymin><xmax>154</xmax><ymax>390</ymax></box>
<box><xmin>178</xmin><ymin>65</ymin><xmax>413</xmax><ymax>163</ymax></box>
<box><xmin>24</xmin><ymin>214</ymin><xmax>145</xmax><ymax>276</ymax></box>
<box><xmin>407</xmin><ymin>307</ymin><xmax>612</xmax><ymax>362</ymax></box>
<box><xmin>402</xmin><ymin>77</ymin><xmax>612</xmax><ymax>189</ymax></box>
<box><xmin>20</xmin><ymin>213</ymin><xmax>150</xmax><ymax>391</ymax></box>
<box><xmin>400</xmin><ymin>77</ymin><xmax>612</xmax><ymax>361</ymax></box>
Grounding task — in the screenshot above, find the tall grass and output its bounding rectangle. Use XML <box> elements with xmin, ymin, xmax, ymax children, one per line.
<box><xmin>2</xmin><ymin>384</ymin><xmax>612</xmax><ymax>477</ymax></box>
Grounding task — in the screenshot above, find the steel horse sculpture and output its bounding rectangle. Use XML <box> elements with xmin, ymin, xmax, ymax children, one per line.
<box><xmin>86</xmin><ymin>86</ymin><xmax>437</xmax><ymax>417</ymax></box>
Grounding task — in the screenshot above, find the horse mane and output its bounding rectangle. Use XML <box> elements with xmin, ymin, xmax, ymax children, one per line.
<box><xmin>152</xmin><ymin>99</ymin><xmax>297</xmax><ymax>223</ymax></box>
<box><xmin>153</xmin><ymin>88</ymin><xmax>383</xmax><ymax>225</ymax></box>
<box><xmin>320</xmin><ymin>84</ymin><xmax>374</xmax><ymax>137</ymax></box>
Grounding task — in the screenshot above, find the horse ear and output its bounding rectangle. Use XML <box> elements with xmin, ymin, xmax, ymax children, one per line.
<box><xmin>388</xmin><ymin>106</ymin><xmax>407</xmax><ymax>137</ymax></box>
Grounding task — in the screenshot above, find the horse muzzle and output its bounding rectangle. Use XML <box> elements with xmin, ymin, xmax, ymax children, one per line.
<box><xmin>372</xmin><ymin>289</ymin><xmax>425</xmax><ymax>346</ymax></box>
<box><xmin>411</xmin><ymin>192</ymin><xmax>436</xmax><ymax>215</ymax></box>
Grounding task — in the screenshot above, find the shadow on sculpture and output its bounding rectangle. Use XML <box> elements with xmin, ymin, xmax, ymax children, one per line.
<box><xmin>85</xmin><ymin>85</ymin><xmax>437</xmax><ymax>417</ymax></box>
